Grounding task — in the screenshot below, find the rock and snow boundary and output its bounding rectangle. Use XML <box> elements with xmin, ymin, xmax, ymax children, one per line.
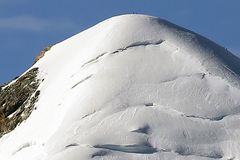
<box><xmin>0</xmin><ymin>14</ymin><xmax>240</xmax><ymax>160</ymax></box>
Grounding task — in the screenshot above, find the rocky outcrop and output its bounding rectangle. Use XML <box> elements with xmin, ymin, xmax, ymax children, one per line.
<box><xmin>34</xmin><ymin>45</ymin><xmax>53</xmax><ymax>63</ymax></box>
<box><xmin>0</xmin><ymin>44</ymin><xmax>51</xmax><ymax>137</ymax></box>
<box><xmin>0</xmin><ymin>68</ymin><xmax>40</xmax><ymax>137</ymax></box>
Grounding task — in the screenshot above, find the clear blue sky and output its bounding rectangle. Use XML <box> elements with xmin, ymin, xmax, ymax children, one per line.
<box><xmin>1</xmin><ymin>0</ymin><xmax>240</xmax><ymax>84</ymax></box>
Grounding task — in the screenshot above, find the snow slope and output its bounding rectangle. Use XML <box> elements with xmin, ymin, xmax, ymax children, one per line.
<box><xmin>1</xmin><ymin>14</ymin><xmax>240</xmax><ymax>160</ymax></box>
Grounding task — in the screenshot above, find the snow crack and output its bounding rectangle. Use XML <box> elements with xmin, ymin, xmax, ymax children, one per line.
<box><xmin>131</xmin><ymin>125</ymin><xmax>151</xmax><ymax>134</ymax></box>
<box><xmin>110</xmin><ymin>40</ymin><xmax>165</xmax><ymax>55</ymax></box>
<box><xmin>81</xmin><ymin>52</ymin><xmax>107</xmax><ymax>68</ymax></box>
<box><xmin>91</xmin><ymin>150</ymin><xmax>108</xmax><ymax>158</ymax></box>
<box><xmin>174</xmin><ymin>147</ymin><xmax>223</xmax><ymax>159</ymax></box>
<box><xmin>71</xmin><ymin>74</ymin><xmax>93</xmax><ymax>89</ymax></box>
<box><xmin>81</xmin><ymin>110</ymin><xmax>97</xmax><ymax>119</ymax></box>
<box><xmin>65</xmin><ymin>143</ymin><xmax>79</xmax><ymax>148</ymax></box>
<box><xmin>185</xmin><ymin>114</ymin><xmax>225</xmax><ymax>121</ymax></box>
<box><xmin>81</xmin><ymin>40</ymin><xmax>165</xmax><ymax>68</ymax></box>
<box><xmin>159</xmin><ymin>73</ymin><xmax>206</xmax><ymax>84</ymax></box>
<box><xmin>93</xmin><ymin>144</ymin><xmax>157</xmax><ymax>154</ymax></box>
<box><xmin>12</xmin><ymin>142</ymin><xmax>32</xmax><ymax>155</ymax></box>
<box><xmin>144</xmin><ymin>102</ymin><xmax>233</xmax><ymax>122</ymax></box>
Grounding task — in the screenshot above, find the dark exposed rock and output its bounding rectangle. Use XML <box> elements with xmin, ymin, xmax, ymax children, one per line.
<box><xmin>0</xmin><ymin>68</ymin><xmax>40</xmax><ymax>137</ymax></box>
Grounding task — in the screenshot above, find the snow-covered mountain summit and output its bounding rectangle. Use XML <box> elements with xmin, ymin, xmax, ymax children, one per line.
<box><xmin>1</xmin><ymin>14</ymin><xmax>240</xmax><ymax>160</ymax></box>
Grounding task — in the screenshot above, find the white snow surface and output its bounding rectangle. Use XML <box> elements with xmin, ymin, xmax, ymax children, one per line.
<box><xmin>1</xmin><ymin>14</ymin><xmax>240</xmax><ymax>160</ymax></box>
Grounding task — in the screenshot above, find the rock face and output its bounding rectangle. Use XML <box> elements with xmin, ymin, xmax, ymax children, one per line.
<box><xmin>1</xmin><ymin>14</ymin><xmax>240</xmax><ymax>160</ymax></box>
<box><xmin>0</xmin><ymin>68</ymin><xmax>40</xmax><ymax>137</ymax></box>
<box><xmin>34</xmin><ymin>45</ymin><xmax>53</xmax><ymax>63</ymax></box>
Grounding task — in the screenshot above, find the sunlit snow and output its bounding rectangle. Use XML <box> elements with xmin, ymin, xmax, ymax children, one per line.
<box><xmin>1</xmin><ymin>14</ymin><xmax>240</xmax><ymax>160</ymax></box>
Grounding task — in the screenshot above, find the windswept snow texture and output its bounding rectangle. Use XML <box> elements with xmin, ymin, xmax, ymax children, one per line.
<box><xmin>1</xmin><ymin>14</ymin><xmax>240</xmax><ymax>160</ymax></box>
